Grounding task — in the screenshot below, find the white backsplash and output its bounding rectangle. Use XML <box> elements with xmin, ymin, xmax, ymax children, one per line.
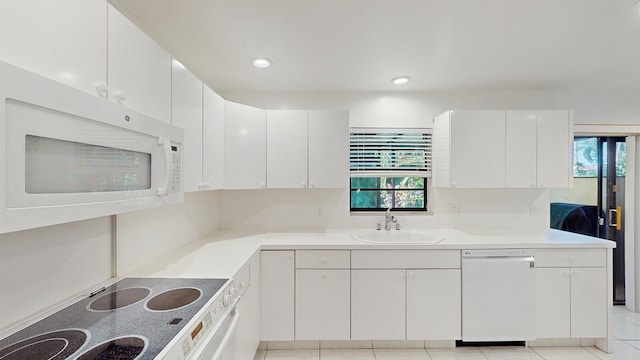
<box><xmin>0</xmin><ymin>217</ymin><xmax>112</xmax><ymax>332</ymax></box>
<box><xmin>218</xmin><ymin>187</ymin><xmax>550</xmax><ymax>236</ymax></box>
<box><xmin>116</xmin><ymin>191</ymin><xmax>220</xmax><ymax>276</ymax></box>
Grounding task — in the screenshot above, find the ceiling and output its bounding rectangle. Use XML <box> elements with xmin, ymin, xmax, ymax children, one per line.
<box><xmin>110</xmin><ymin>0</ymin><xmax>639</xmax><ymax>99</ymax></box>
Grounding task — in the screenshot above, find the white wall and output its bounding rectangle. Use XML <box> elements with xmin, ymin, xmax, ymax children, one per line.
<box><xmin>0</xmin><ymin>217</ymin><xmax>112</xmax><ymax>332</ymax></box>
<box><xmin>116</xmin><ymin>191</ymin><xmax>220</xmax><ymax>275</ymax></box>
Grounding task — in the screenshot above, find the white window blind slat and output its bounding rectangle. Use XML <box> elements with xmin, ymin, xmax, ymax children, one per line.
<box><xmin>349</xmin><ymin>128</ymin><xmax>432</xmax><ymax>177</ymax></box>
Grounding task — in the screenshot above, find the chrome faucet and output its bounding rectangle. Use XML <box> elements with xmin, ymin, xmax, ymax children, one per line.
<box><xmin>384</xmin><ymin>208</ymin><xmax>398</xmax><ymax>230</ymax></box>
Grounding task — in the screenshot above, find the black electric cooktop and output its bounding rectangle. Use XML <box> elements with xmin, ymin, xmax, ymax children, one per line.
<box><xmin>0</xmin><ymin>278</ymin><xmax>227</xmax><ymax>360</ymax></box>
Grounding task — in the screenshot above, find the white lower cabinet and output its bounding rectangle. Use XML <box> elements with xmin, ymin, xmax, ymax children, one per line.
<box><xmin>296</xmin><ymin>270</ymin><xmax>350</xmax><ymax>340</ymax></box>
<box><xmin>570</xmin><ymin>267</ymin><xmax>607</xmax><ymax>338</ymax></box>
<box><xmin>258</xmin><ymin>247</ymin><xmax>608</xmax><ymax>345</ymax></box>
<box><xmin>536</xmin><ymin>249</ymin><xmax>608</xmax><ymax>339</ymax></box>
<box><xmin>236</xmin><ymin>252</ymin><xmax>260</xmax><ymax>360</ymax></box>
<box><xmin>351</xmin><ymin>270</ymin><xmax>406</xmax><ymax>340</ymax></box>
<box><xmin>536</xmin><ymin>268</ymin><xmax>571</xmax><ymax>338</ymax></box>
<box><xmin>261</xmin><ymin>251</ymin><xmax>294</xmax><ymax>341</ymax></box>
<box><xmin>406</xmin><ymin>269</ymin><xmax>461</xmax><ymax>340</ymax></box>
<box><xmin>295</xmin><ymin>250</ymin><xmax>350</xmax><ymax>340</ymax></box>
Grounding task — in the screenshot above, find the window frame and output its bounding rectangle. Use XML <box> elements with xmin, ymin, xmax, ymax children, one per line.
<box><xmin>350</xmin><ymin>176</ymin><xmax>430</xmax><ymax>213</ymax></box>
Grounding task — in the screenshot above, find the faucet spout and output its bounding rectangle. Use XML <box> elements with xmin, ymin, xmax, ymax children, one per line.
<box><xmin>384</xmin><ymin>208</ymin><xmax>398</xmax><ymax>230</ymax></box>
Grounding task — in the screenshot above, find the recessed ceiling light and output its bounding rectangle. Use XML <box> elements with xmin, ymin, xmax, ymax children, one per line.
<box><xmin>251</xmin><ymin>57</ymin><xmax>272</xmax><ymax>68</ymax></box>
<box><xmin>391</xmin><ymin>76</ymin><xmax>411</xmax><ymax>85</ymax></box>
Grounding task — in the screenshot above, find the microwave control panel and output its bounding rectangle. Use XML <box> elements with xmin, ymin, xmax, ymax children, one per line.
<box><xmin>171</xmin><ymin>144</ymin><xmax>181</xmax><ymax>192</ymax></box>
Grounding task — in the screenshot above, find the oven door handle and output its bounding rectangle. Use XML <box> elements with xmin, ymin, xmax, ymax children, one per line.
<box><xmin>210</xmin><ymin>308</ymin><xmax>240</xmax><ymax>360</ymax></box>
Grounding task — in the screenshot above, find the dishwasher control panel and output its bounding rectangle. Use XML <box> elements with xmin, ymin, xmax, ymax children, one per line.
<box><xmin>462</xmin><ymin>249</ymin><xmax>534</xmax><ymax>258</ymax></box>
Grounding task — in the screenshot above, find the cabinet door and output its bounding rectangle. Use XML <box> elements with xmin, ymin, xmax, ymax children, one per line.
<box><xmin>261</xmin><ymin>251</ymin><xmax>294</xmax><ymax>341</ymax></box>
<box><xmin>406</xmin><ymin>269</ymin><xmax>461</xmax><ymax>340</ymax></box>
<box><xmin>296</xmin><ymin>269</ymin><xmax>350</xmax><ymax>340</ymax></box>
<box><xmin>308</xmin><ymin>110</ymin><xmax>349</xmax><ymax>188</ymax></box>
<box><xmin>236</xmin><ymin>252</ymin><xmax>260</xmax><ymax>360</ymax></box>
<box><xmin>203</xmin><ymin>86</ymin><xmax>225</xmax><ymax>190</ymax></box>
<box><xmin>449</xmin><ymin>110</ymin><xmax>505</xmax><ymax>188</ymax></box>
<box><xmin>267</xmin><ymin>110</ymin><xmax>308</xmax><ymax>188</ymax></box>
<box><xmin>536</xmin><ymin>268</ymin><xmax>571</xmax><ymax>338</ymax></box>
<box><xmin>351</xmin><ymin>269</ymin><xmax>405</xmax><ymax>340</ymax></box>
<box><xmin>224</xmin><ymin>101</ymin><xmax>266</xmax><ymax>189</ymax></box>
<box><xmin>537</xmin><ymin>110</ymin><xmax>571</xmax><ymax>188</ymax></box>
<box><xmin>107</xmin><ymin>4</ymin><xmax>171</xmax><ymax>123</ymax></box>
<box><xmin>571</xmin><ymin>267</ymin><xmax>607</xmax><ymax>338</ymax></box>
<box><xmin>0</xmin><ymin>0</ymin><xmax>107</xmax><ymax>96</ymax></box>
<box><xmin>171</xmin><ymin>61</ymin><xmax>203</xmax><ymax>192</ymax></box>
<box><xmin>505</xmin><ymin>111</ymin><xmax>537</xmax><ymax>188</ymax></box>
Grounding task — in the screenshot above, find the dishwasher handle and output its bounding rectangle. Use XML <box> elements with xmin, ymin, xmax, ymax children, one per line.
<box><xmin>463</xmin><ymin>255</ymin><xmax>535</xmax><ymax>268</ymax></box>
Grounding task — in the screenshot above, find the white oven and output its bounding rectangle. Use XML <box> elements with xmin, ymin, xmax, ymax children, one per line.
<box><xmin>0</xmin><ymin>61</ymin><xmax>183</xmax><ymax>234</ymax></box>
<box><xmin>159</xmin><ymin>280</ymin><xmax>241</xmax><ymax>360</ymax></box>
<box><xmin>193</xmin><ymin>308</ymin><xmax>239</xmax><ymax>360</ymax></box>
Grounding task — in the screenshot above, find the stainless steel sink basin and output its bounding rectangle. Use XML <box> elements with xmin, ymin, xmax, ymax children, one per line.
<box><xmin>351</xmin><ymin>229</ymin><xmax>445</xmax><ymax>244</ymax></box>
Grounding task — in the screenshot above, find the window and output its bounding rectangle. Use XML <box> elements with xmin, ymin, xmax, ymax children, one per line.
<box><xmin>574</xmin><ymin>137</ymin><xmax>626</xmax><ymax>178</ymax></box>
<box><xmin>349</xmin><ymin>129</ymin><xmax>432</xmax><ymax>212</ymax></box>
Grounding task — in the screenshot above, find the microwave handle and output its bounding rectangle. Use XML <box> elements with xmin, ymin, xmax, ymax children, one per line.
<box><xmin>157</xmin><ymin>137</ymin><xmax>172</xmax><ymax>196</ymax></box>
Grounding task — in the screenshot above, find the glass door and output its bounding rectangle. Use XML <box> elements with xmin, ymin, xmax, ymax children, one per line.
<box><xmin>598</xmin><ymin>137</ymin><xmax>626</xmax><ymax>304</ymax></box>
<box><xmin>553</xmin><ymin>136</ymin><xmax>627</xmax><ymax>304</ymax></box>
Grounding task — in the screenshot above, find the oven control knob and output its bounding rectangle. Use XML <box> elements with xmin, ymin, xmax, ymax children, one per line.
<box><xmin>230</xmin><ymin>286</ymin><xmax>240</xmax><ymax>298</ymax></box>
<box><xmin>223</xmin><ymin>293</ymin><xmax>234</xmax><ymax>307</ymax></box>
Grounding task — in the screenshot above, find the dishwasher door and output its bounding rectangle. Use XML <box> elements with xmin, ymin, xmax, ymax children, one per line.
<box><xmin>462</xmin><ymin>249</ymin><xmax>536</xmax><ymax>341</ymax></box>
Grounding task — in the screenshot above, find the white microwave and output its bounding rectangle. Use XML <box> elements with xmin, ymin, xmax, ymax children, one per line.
<box><xmin>0</xmin><ymin>61</ymin><xmax>184</xmax><ymax>234</ymax></box>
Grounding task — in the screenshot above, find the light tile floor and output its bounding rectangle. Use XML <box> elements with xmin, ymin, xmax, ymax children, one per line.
<box><xmin>253</xmin><ymin>306</ymin><xmax>640</xmax><ymax>359</ymax></box>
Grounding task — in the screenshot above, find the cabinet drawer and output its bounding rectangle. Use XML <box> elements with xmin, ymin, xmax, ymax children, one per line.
<box><xmin>351</xmin><ymin>250</ymin><xmax>460</xmax><ymax>269</ymax></box>
<box><xmin>535</xmin><ymin>249</ymin><xmax>606</xmax><ymax>267</ymax></box>
<box><xmin>296</xmin><ymin>250</ymin><xmax>350</xmax><ymax>269</ymax></box>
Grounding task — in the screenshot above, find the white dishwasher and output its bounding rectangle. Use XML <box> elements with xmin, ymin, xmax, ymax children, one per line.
<box><xmin>462</xmin><ymin>249</ymin><xmax>536</xmax><ymax>341</ymax></box>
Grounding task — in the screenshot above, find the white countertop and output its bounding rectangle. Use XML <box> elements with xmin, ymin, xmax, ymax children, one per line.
<box><xmin>127</xmin><ymin>228</ymin><xmax>615</xmax><ymax>280</ymax></box>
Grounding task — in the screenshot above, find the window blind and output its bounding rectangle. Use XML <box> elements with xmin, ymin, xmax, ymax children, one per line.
<box><xmin>349</xmin><ymin>128</ymin><xmax>432</xmax><ymax>178</ymax></box>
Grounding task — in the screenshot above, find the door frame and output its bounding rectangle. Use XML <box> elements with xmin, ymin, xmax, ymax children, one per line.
<box><xmin>575</xmin><ymin>124</ymin><xmax>640</xmax><ymax>311</ymax></box>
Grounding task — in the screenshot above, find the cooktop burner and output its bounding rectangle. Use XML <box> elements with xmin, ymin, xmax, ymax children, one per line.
<box><xmin>146</xmin><ymin>288</ymin><xmax>201</xmax><ymax>311</ymax></box>
<box><xmin>76</xmin><ymin>336</ymin><xmax>147</xmax><ymax>360</ymax></box>
<box><xmin>89</xmin><ymin>287</ymin><xmax>151</xmax><ymax>311</ymax></box>
<box><xmin>0</xmin><ymin>329</ymin><xmax>88</xmax><ymax>360</ymax></box>
<box><xmin>0</xmin><ymin>278</ymin><xmax>228</xmax><ymax>360</ymax></box>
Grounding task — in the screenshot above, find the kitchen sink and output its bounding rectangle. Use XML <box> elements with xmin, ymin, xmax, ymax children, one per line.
<box><xmin>351</xmin><ymin>229</ymin><xmax>446</xmax><ymax>244</ymax></box>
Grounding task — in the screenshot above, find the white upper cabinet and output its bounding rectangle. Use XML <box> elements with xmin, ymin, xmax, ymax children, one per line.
<box><xmin>203</xmin><ymin>86</ymin><xmax>225</xmax><ymax>190</ymax></box>
<box><xmin>107</xmin><ymin>4</ymin><xmax>171</xmax><ymax>123</ymax></box>
<box><xmin>267</xmin><ymin>110</ymin><xmax>308</xmax><ymax>188</ymax></box>
<box><xmin>506</xmin><ymin>110</ymin><xmax>572</xmax><ymax>188</ymax></box>
<box><xmin>308</xmin><ymin>110</ymin><xmax>349</xmax><ymax>188</ymax></box>
<box><xmin>224</xmin><ymin>101</ymin><xmax>267</xmax><ymax>189</ymax></box>
<box><xmin>537</xmin><ymin>110</ymin><xmax>572</xmax><ymax>188</ymax></box>
<box><xmin>434</xmin><ymin>110</ymin><xmax>506</xmax><ymax>188</ymax></box>
<box><xmin>506</xmin><ymin>111</ymin><xmax>538</xmax><ymax>187</ymax></box>
<box><xmin>435</xmin><ymin>109</ymin><xmax>572</xmax><ymax>189</ymax></box>
<box><xmin>171</xmin><ymin>60</ymin><xmax>203</xmax><ymax>192</ymax></box>
<box><xmin>0</xmin><ymin>0</ymin><xmax>107</xmax><ymax>96</ymax></box>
